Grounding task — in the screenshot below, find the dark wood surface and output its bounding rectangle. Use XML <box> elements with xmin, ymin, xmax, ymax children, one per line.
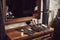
<box><xmin>6</xmin><ymin>30</ymin><xmax>28</xmax><ymax>40</ymax></box>
<box><xmin>5</xmin><ymin>17</ymin><xmax>33</xmax><ymax>25</ymax></box>
<box><xmin>6</xmin><ymin>28</ymin><xmax>54</xmax><ymax>40</ymax></box>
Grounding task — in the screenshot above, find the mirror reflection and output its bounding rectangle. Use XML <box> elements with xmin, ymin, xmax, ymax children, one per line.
<box><xmin>6</xmin><ymin>0</ymin><xmax>38</xmax><ymax>19</ymax></box>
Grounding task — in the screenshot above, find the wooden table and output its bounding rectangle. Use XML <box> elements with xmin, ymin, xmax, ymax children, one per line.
<box><xmin>6</xmin><ymin>30</ymin><xmax>28</xmax><ymax>40</ymax></box>
<box><xmin>6</xmin><ymin>28</ymin><xmax>54</xmax><ymax>40</ymax></box>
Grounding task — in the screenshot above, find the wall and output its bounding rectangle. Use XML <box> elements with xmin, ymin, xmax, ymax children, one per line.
<box><xmin>48</xmin><ymin>0</ymin><xmax>59</xmax><ymax>25</ymax></box>
<box><xmin>41</xmin><ymin>0</ymin><xmax>59</xmax><ymax>25</ymax></box>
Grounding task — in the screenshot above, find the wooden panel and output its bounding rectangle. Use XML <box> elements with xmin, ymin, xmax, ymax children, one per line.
<box><xmin>37</xmin><ymin>0</ymin><xmax>41</xmax><ymax>18</ymax></box>
<box><xmin>3</xmin><ymin>0</ymin><xmax>6</xmax><ymax>22</ymax></box>
<box><xmin>0</xmin><ymin>0</ymin><xmax>7</xmax><ymax>40</ymax></box>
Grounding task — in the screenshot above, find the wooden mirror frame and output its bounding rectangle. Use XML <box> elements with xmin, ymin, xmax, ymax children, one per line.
<box><xmin>3</xmin><ymin>0</ymin><xmax>41</xmax><ymax>25</ymax></box>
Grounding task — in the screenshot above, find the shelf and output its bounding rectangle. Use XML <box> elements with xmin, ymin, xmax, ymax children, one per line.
<box><xmin>5</xmin><ymin>16</ymin><xmax>33</xmax><ymax>25</ymax></box>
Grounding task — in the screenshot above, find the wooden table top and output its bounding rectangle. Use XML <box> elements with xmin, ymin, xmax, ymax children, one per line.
<box><xmin>6</xmin><ymin>28</ymin><xmax>54</xmax><ymax>40</ymax></box>
<box><xmin>6</xmin><ymin>30</ymin><xmax>28</xmax><ymax>40</ymax></box>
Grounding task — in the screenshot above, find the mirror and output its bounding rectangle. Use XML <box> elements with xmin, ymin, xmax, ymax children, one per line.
<box><xmin>4</xmin><ymin>0</ymin><xmax>41</xmax><ymax>24</ymax></box>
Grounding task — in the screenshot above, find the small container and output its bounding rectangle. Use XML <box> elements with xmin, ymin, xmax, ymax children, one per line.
<box><xmin>21</xmin><ymin>29</ymin><xmax>24</xmax><ymax>37</ymax></box>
